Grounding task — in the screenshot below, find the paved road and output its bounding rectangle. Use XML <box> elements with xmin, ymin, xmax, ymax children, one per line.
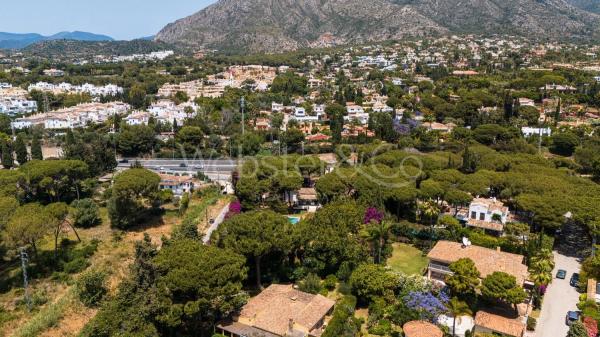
<box><xmin>117</xmin><ymin>158</ymin><xmax>241</xmax><ymax>182</ymax></box>
<box><xmin>202</xmin><ymin>202</ymin><xmax>230</xmax><ymax>244</ymax></box>
<box><xmin>117</xmin><ymin>158</ymin><xmax>240</xmax><ymax>171</ymax></box>
<box><xmin>535</xmin><ymin>252</ymin><xmax>581</xmax><ymax>337</ymax></box>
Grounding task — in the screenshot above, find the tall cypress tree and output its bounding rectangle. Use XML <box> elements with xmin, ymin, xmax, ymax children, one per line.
<box><xmin>31</xmin><ymin>134</ymin><xmax>43</xmax><ymax>160</ymax></box>
<box><xmin>1</xmin><ymin>141</ymin><xmax>13</xmax><ymax>169</ymax></box>
<box><xmin>14</xmin><ymin>134</ymin><xmax>27</xmax><ymax>165</ymax></box>
<box><xmin>554</xmin><ymin>98</ymin><xmax>562</xmax><ymax>124</ymax></box>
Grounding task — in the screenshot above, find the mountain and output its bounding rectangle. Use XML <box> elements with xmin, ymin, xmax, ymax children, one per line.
<box><xmin>155</xmin><ymin>0</ymin><xmax>600</xmax><ymax>53</ymax></box>
<box><xmin>21</xmin><ymin>39</ymin><xmax>175</xmax><ymax>60</ymax></box>
<box><xmin>47</xmin><ymin>31</ymin><xmax>114</xmax><ymax>41</ymax></box>
<box><xmin>0</xmin><ymin>31</ymin><xmax>114</xmax><ymax>49</ymax></box>
<box><xmin>567</xmin><ymin>0</ymin><xmax>600</xmax><ymax>14</ymax></box>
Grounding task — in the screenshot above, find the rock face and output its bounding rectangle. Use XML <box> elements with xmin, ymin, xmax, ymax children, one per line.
<box><xmin>155</xmin><ymin>0</ymin><xmax>600</xmax><ymax>53</ymax></box>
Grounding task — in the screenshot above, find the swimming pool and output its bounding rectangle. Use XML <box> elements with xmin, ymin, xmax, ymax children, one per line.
<box><xmin>287</xmin><ymin>216</ymin><xmax>300</xmax><ymax>224</ymax></box>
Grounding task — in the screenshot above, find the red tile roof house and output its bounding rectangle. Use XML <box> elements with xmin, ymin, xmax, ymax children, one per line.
<box><xmin>216</xmin><ymin>284</ymin><xmax>335</xmax><ymax>337</ymax></box>
<box><xmin>426</xmin><ymin>241</ymin><xmax>531</xmax><ymax>289</ymax></box>
<box><xmin>158</xmin><ymin>174</ymin><xmax>194</xmax><ymax>196</ymax></box>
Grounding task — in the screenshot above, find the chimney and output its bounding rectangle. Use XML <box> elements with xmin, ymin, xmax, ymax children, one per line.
<box><xmin>288</xmin><ymin>318</ymin><xmax>295</xmax><ymax>332</ymax></box>
<box><xmin>496</xmin><ymin>247</ymin><xmax>501</xmax><ymax>252</ymax></box>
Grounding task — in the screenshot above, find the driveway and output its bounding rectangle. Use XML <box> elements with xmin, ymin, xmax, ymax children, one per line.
<box><xmin>202</xmin><ymin>202</ymin><xmax>230</xmax><ymax>244</ymax></box>
<box><xmin>535</xmin><ymin>252</ymin><xmax>581</xmax><ymax>337</ymax></box>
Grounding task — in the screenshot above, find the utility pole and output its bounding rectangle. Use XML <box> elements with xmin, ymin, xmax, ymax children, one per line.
<box><xmin>19</xmin><ymin>248</ymin><xmax>32</xmax><ymax>312</ymax></box>
<box><xmin>240</xmin><ymin>96</ymin><xmax>246</xmax><ymax>135</ymax></box>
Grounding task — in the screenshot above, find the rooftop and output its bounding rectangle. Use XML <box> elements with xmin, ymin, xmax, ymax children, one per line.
<box><xmin>427</xmin><ymin>241</ymin><xmax>528</xmax><ymax>285</ymax></box>
<box><xmin>238</xmin><ymin>284</ymin><xmax>335</xmax><ymax>336</ymax></box>
<box><xmin>403</xmin><ymin>320</ymin><xmax>444</xmax><ymax>337</ymax></box>
<box><xmin>474</xmin><ymin>311</ymin><xmax>525</xmax><ymax>337</ymax></box>
<box><xmin>471</xmin><ymin>197</ymin><xmax>508</xmax><ymax>214</ymax></box>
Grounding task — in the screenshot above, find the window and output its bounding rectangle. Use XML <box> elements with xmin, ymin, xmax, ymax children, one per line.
<box><xmin>479</xmin><ymin>213</ymin><xmax>485</xmax><ymax>221</ymax></box>
<box><xmin>471</xmin><ymin>211</ymin><xmax>477</xmax><ymax>219</ymax></box>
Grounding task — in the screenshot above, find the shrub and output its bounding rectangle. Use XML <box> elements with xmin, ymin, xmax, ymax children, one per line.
<box><xmin>527</xmin><ymin>316</ymin><xmax>537</xmax><ymax>331</ymax></box>
<box><xmin>322</xmin><ymin>295</ymin><xmax>358</xmax><ymax>337</ymax></box>
<box><xmin>62</xmin><ymin>257</ymin><xmax>90</xmax><ymax>274</ymax></box>
<box><xmin>76</xmin><ymin>270</ymin><xmax>107</xmax><ymax>307</ymax></box>
<box><xmin>583</xmin><ymin>316</ymin><xmax>598</xmax><ymax>337</ymax></box>
<box><xmin>71</xmin><ymin>198</ymin><xmax>101</xmax><ymax>228</ymax></box>
<box><xmin>368</xmin><ymin>319</ymin><xmax>392</xmax><ymax>335</ymax></box>
<box><xmin>323</xmin><ymin>274</ymin><xmax>338</xmax><ymax>291</ymax></box>
<box><xmin>298</xmin><ymin>273</ymin><xmax>322</xmax><ymax>295</ymax></box>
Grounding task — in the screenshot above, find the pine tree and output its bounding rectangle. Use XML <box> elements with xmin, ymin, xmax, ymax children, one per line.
<box><xmin>13</xmin><ymin>135</ymin><xmax>27</xmax><ymax>165</ymax></box>
<box><xmin>31</xmin><ymin>134</ymin><xmax>43</xmax><ymax>160</ymax></box>
<box><xmin>1</xmin><ymin>141</ymin><xmax>13</xmax><ymax>169</ymax></box>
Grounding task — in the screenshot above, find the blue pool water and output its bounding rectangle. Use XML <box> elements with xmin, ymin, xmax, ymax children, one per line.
<box><xmin>287</xmin><ymin>216</ymin><xmax>300</xmax><ymax>224</ymax></box>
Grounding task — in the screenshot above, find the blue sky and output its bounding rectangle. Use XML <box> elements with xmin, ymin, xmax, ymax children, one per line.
<box><xmin>0</xmin><ymin>0</ymin><xmax>216</xmax><ymax>40</ymax></box>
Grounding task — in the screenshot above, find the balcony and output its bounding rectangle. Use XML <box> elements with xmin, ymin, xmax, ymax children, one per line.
<box><xmin>428</xmin><ymin>262</ymin><xmax>452</xmax><ymax>274</ymax></box>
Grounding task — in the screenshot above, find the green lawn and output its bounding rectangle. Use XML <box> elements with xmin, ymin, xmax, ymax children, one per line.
<box><xmin>387</xmin><ymin>243</ymin><xmax>428</xmax><ymax>275</ymax></box>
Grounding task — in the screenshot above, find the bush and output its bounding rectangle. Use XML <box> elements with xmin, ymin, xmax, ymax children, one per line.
<box><xmin>298</xmin><ymin>273</ymin><xmax>322</xmax><ymax>294</ymax></box>
<box><xmin>527</xmin><ymin>316</ymin><xmax>537</xmax><ymax>331</ymax></box>
<box><xmin>323</xmin><ymin>274</ymin><xmax>338</xmax><ymax>291</ymax></box>
<box><xmin>76</xmin><ymin>270</ymin><xmax>107</xmax><ymax>307</ymax></box>
<box><xmin>62</xmin><ymin>257</ymin><xmax>90</xmax><ymax>274</ymax></box>
<box><xmin>71</xmin><ymin>198</ymin><xmax>101</xmax><ymax>228</ymax></box>
<box><xmin>322</xmin><ymin>295</ymin><xmax>358</xmax><ymax>337</ymax></box>
<box><xmin>338</xmin><ymin>282</ymin><xmax>352</xmax><ymax>295</ymax></box>
<box><xmin>368</xmin><ymin>319</ymin><xmax>392</xmax><ymax>335</ymax></box>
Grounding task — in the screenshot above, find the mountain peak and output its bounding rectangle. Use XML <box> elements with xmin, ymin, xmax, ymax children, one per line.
<box><xmin>155</xmin><ymin>0</ymin><xmax>600</xmax><ymax>53</ymax></box>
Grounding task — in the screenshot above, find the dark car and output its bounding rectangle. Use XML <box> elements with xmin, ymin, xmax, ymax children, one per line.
<box><xmin>566</xmin><ymin>311</ymin><xmax>580</xmax><ymax>325</ymax></box>
<box><xmin>570</xmin><ymin>273</ymin><xmax>580</xmax><ymax>287</ymax></box>
<box><xmin>179</xmin><ymin>163</ymin><xmax>187</xmax><ymax>168</ymax></box>
<box><xmin>119</xmin><ymin>159</ymin><xmax>129</xmax><ymax>164</ymax></box>
<box><xmin>556</xmin><ymin>269</ymin><xmax>567</xmax><ymax>279</ymax></box>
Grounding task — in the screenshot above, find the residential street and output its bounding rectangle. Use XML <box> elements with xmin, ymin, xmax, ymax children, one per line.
<box><xmin>535</xmin><ymin>252</ymin><xmax>581</xmax><ymax>337</ymax></box>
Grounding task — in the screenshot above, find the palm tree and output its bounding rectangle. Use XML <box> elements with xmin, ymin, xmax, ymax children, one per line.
<box><xmin>419</xmin><ymin>200</ymin><xmax>440</xmax><ymax>248</ymax></box>
<box><xmin>447</xmin><ymin>297</ymin><xmax>472</xmax><ymax>337</ymax></box>
<box><xmin>361</xmin><ymin>221</ymin><xmax>393</xmax><ymax>264</ymax></box>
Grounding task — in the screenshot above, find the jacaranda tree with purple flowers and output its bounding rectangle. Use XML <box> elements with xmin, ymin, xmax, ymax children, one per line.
<box><xmin>364</xmin><ymin>207</ymin><xmax>384</xmax><ymax>224</ymax></box>
<box><xmin>404</xmin><ymin>291</ymin><xmax>449</xmax><ymax>323</ymax></box>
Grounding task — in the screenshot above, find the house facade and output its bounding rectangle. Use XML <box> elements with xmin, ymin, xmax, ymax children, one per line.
<box><xmin>462</xmin><ymin>198</ymin><xmax>510</xmax><ymax>235</ymax></box>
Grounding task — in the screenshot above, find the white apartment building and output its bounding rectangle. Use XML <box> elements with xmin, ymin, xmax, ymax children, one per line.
<box><xmin>28</xmin><ymin>82</ymin><xmax>123</xmax><ymax>97</ymax></box>
<box><xmin>12</xmin><ymin>102</ymin><xmax>130</xmax><ymax>130</ymax></box>
<box><xmin>522</xmin><ymin>127</ymin><xmax>552</xmax><ymax>138</ymax></box>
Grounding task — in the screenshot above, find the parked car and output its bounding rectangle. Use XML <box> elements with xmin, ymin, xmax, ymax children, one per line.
<box><xmin>556</xmin><ymin>269</ymin><xmax>567</xmax><ymax>279</ymax></box>
<box><xmin>566</xmin><ymin>311</ymin><xmax>580</xmax><ymax>325</ymax></box>
<box><xmin>570</xmin><ymin>273</ymin><xmax>580</xmax><ymax>287</ymax></box>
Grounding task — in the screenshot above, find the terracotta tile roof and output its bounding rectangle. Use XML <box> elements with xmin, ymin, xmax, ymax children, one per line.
<box><xmin>239</xmin><ymin>284</ymin><xmax>335</xmax><ymax>336</ymax></box>
<box><xmin>466</xmin><ymin>219</ymin><xmax>504</xmax><ymax>232</ymax></box>
<box><xmin>474</xmin><ymin>311</ymin><xmax>525</xmax><ymax>337</ymax></box>
<box><xmin>471</xmin><ymin>197</ymin><xmax>508</xmax><ymax>214</ymax></box>
<box><xmin>427</xmin><ymin>241</ymin><xmax>528</xmax><ymax>285</ymax></box>
<box><xmin>403</xmin><ymin>321</ymin><xmax>443</xmax><ymax>337</ymax></box>
<box><xmin>158</xmin><ymin>174</ymin><xmax>193</xmax><ymax>186</ymax></box>
<box><xmin>298</xmin><ymin>188</ymin><xmax>318</xmax><ymax>201</ymax></box>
